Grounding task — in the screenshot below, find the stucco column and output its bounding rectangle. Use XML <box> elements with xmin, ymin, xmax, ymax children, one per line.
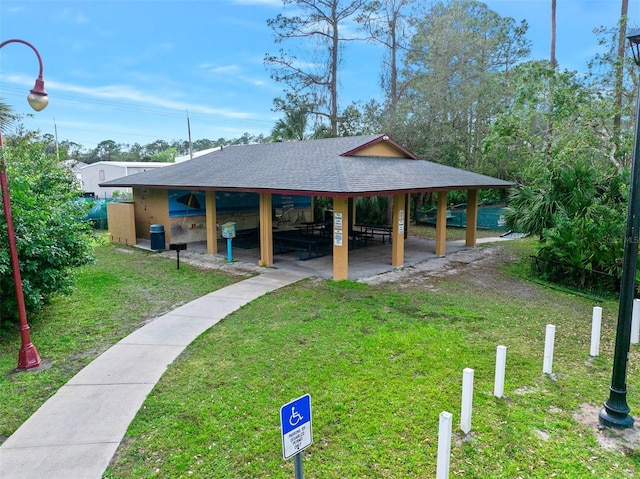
<box><xmin>391</xmin><ymin>194</ymin><xmax>406</xmax><ymax>267</ymax></box>
<box><xmin>466</xmin><ymin>189</ymin><xmax>478</xmax><ymax>247</ymax></box>
<box><xmin>332</xmin><ymin>197</ymin><xmax>349</xmax><ymax>280</ymax></box>
<box><xmin>259</xmin><ymin>193</ymin><xmax>273</xmax><ymax>267</ymax></box>
<box><xmin>435</xmin><ymin>191</ymin><xmax>447</xmax><ymax>256</ymax></box>
<box><xmin>350</xmin><ymin>197</ymin><xmax>357</xmax><ymax>232</ymax></box>
<box><xmin>205</xmin><ymin>190</ymin><xmax>218</xmax><ymax>254</ymax></box>
<box><xmin>404</xmin><ymin>194</ymin><xmax>410</xmax><ymax>239</ymax></box>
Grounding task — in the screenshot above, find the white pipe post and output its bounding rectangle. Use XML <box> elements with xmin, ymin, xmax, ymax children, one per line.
<box><xmin>494</xmin><ymin>345</ymin><xmax>507</xmax><ymax>398</ymax></box>
<box><xmin>590</xmin><ymin>306</ymin><xmax>602</xmax><ymax>356</ymax></box>
<box><xmin>436</xmin><ymin>411</ymin><xmax>452</xmax><ymax>479</ymax></box>
<box><xmin>632</xmin><ymin>299</ymin><xmax>640</xmax><ymax>345</ymax></box>
<box><xmin>543</xmin><ymin>324</ymin><xmax>556</xmax><ymax>375</ymax></box>
<box><xmin>460</xmin><ymin>368</ymin><xmax>474</xmax><ymax>434</ymax></box>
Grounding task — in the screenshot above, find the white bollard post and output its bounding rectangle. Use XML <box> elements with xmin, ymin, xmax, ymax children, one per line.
<box><xmin>494</xmin><ymin>345</ymin><xmax>507</xmax><ymax>398</ymax></box>
<box><xmin>590</xmin><ymin>306</ymin><xmax>602</xmax><ymax>357</ymax></box>
<box><xmin>436</xmin><ymin>411</ymin><xmax>452</xmax><ymax>479</ymax></box>
<box><xmin>543</xmin><ymin>324</ymin><xmax>556</xmax><ymax>375</ymax></box>
<box><xmin>460</xmin><ymin>368</ymin><xmax>474</xmax><ymax>434</ymax></box>
<box><xmin>632</xmin><ymin>299</ymin><xmax>640</xmax><ymax>345</ymax></box>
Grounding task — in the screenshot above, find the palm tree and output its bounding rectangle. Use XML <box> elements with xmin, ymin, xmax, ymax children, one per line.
<box><xmin>271</xmin><ymin>107</ymin><xmax>308</xmax><ymax>142</ymax></box>
<box><xmin>0</xmin><ymin>99</ymin><xmax>17</xmax><ymax>134</ymax></box>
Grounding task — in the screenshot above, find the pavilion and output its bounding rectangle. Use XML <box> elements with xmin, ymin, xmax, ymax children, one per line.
<box><xmin>101</xmin><ymin>134</ymin><xmax>512</xmax><ymax>280</ymax></box>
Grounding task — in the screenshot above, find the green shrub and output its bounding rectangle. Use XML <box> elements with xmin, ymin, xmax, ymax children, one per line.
<box><xmin>0</xmin><ymin>137</ymin><xmax>94</xmax><ymax>326</ymax></box>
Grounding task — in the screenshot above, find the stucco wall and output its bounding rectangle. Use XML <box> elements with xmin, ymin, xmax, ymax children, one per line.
<box><xmin>133</xmin><ymin>188</ymin><xmax>170</xmax><ymax>241</ymax></box>
<box><xmin>107</xmin><ymin>202</ymin><xmax>136</xmax><ymax>245</ymax></box>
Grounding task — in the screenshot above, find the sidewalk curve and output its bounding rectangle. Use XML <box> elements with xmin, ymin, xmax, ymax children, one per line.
<box><xmin>0</xmin><ymin>268</ymin><xmax>309</xmax><ymax>479</ymax></box>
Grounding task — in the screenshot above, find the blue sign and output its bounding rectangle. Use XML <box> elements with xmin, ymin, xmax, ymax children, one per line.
<box><xmin>280</xmin><ymin>394</ymin><xmax>312</xmax><ymax>459</ymax></box>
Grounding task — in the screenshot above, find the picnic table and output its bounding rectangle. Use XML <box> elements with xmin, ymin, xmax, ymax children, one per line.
<box><xmin>355</xmin><ymin>224</ymin><xmax>393</xmax><ymax>244</ymax></box>
<box><xmin>233</xmin><ymin>227</ymin><xmax>260</xmax><ymax>248</ymax></box>
<box><xmin>273</xmin><ymin>231</ymin><xmax>331</xmax><ymax>260</ymax></box>
<box><xmin>294</xmin><ymin>221</ymin><xmax>332</xmax><ymax>236</ymax></box>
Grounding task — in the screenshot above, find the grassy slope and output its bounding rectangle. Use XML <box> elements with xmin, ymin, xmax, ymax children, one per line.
<box><xmin>104</xmin><ymin>239</ymin><xmax>640</xmax><ymax>478</ymax></box>
<box><xmin>0</xmin><ymin>243</ymin><xmax>245</xmax><ymax>440</ymax></box>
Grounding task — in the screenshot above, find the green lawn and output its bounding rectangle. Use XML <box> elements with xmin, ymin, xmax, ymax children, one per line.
<box><xmin>0</xmin><ymin>242</ymin><xmax>247</xmax><ymax>441</ymax></box>
<box><xmin>2</xmin><ymin>238</ymin><xmax>639</xmax><ymax>478</ymax></box>
<box><xmin>101</xmin><ymin>239</ymin><xmax>638</xmax><ymax>478</ymax></box>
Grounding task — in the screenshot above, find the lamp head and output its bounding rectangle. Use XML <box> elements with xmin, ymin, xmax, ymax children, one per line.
<box><xmin>27</xmin><ymin>77</ymin><xmax>48</xmax><ymax>111</ymax></box>
<box><xmin>628</xmin><ymin>29</ymin><xmax>640</xmax><ymax>67</ymax></box>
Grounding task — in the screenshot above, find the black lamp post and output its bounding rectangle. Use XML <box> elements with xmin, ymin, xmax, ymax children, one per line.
<box><xmin>0</xmin><ymin>38</ymin><xmax>48</xmax><ymax>370</ymax></box>
<box><xmin>599</xmin><ymin>29</ymin><xmax>640</xmax><ymax>429</ymax></box>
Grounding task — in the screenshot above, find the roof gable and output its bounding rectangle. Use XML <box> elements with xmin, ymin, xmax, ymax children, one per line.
<box><xmin>341</xmin><ymin>135</ymin><xmax>419</xmax><ymax>159</ymax></box>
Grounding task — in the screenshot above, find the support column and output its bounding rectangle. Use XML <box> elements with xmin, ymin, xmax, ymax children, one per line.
<box><xmin>349</xmin><ymin>197</ymin><xmax>357</xmax><ymax>232</ymax></box>
<box><xmin>333</xmin><ymin>197</ymin><xmax>349</xmax><ymax>280</ymax></box>
<box><xmin>259</xmin><ymin>193</ymin><xmax>273</xmax><ymax>267</ymax></box>
<box><xmin>404</xmin><ymin>194</ymin><xmax>410</xmax><ymax>239</ymax></box>
<box><xmin>435</xmin><ymin>191</ymin><xmax>447</xmax><ymax>256</ymax></box>
<box><xmin>466</xmin><ymin>189</ymin><xmax>478</xmax><ymax>247</ymax></box>
<box><xmin>391</xmin><ymin>193</ymin><xmax>406</xmax><ymax>267</ymax></box>
<box><xmin>205</xmin><ymin>190</ymin><xmax>218</xmax><ymax>254</ymax></box>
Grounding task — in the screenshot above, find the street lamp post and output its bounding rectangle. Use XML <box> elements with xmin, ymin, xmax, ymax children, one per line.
<box><xmin>0</xmin><ymin>38</ymin><xmax>49</xmax><ymax>370</ymax></box>
<box><xmin>599</xmin><ymin>29</ymin><xmax>640</xmax><ymax>429</ymax></box>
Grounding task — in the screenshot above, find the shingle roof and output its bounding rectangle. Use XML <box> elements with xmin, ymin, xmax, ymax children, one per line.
<box><xmin>101</xmin><ymin>134</ymin><xmax>512</xmax><ymax>196</ymax></box>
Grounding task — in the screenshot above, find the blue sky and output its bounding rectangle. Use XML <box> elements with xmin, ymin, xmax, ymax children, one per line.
<box><xmin>0</xmin><ymin>0</ymin><xmax>638</xmax><ymax>151</ymax></box>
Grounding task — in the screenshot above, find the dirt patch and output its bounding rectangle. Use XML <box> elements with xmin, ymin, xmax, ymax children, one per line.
<box><xmin>574</xmin><ymin>403</ymin><xmax>640</xmax><ymax>453</ymax></box>
<box><xmin>360</xmin><ymin>245</ymin><xmax>503</xmax><ymax>286</ymax></box>
<box><xmin>159</xmin><ymin>249</ymin><xmax>263</xmax><ymax>277</ymax></box>
<box><xmin>360</xmin><ymin>244</ymin><xmax>540</xmax><ymax>299</ymax></box>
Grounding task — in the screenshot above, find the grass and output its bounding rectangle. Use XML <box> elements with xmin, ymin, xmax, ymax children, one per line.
<box><xmin>98</xmin><ymin>238</ymin><xmax>639</xmax><ymax>478</ymax></box>
<box><xmin>3</xmin><ymin>236</ymin><xmax>639</xmax><ymax>478</ymax></box>
<box><xmin>411</xmin><ymin>223</ymin><xmax>503</xmax><ymax>241</ymax></box>
<box><xmin>0</xmin><ymin>241</ymin><xmax>246</xmax><ymax>440</ymax></box>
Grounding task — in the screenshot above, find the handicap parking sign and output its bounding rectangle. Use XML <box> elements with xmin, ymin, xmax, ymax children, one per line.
<box><xmin>280</xmin><ymin>394</ymin><xmax>312</xmax><ymax>459</ymax></box>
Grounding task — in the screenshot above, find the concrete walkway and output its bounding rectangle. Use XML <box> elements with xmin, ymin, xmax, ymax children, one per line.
<box><xmin>0</xmin><ymin>268</ymin><xmax>309</xmax><ymax>479</ymax></box>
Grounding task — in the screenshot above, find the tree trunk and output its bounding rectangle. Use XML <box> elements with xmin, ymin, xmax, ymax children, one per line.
<box><xmin>550</xmin><ymin>0</ymin><xmax>557</xmax><ymax>69</ymax></box>
<box><xmin>614</xmin><ymin>0</ymin><xmax>629</xmax><ymax>164</ymax></box>
<box><xmin>330</xmin><ymin>3</ymin><xmax>339</xmax><ymax>137</ymax></box>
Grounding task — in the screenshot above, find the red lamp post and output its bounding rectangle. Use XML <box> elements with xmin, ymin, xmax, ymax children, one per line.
<box><xmin>0</xmin><ymin>39</ymin><xmax>49</xmax><ymax>370</ymax></box>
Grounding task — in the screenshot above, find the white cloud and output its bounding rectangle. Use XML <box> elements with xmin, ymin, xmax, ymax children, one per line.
<box><xmin>4</xmin><ymin>73</ymin><xmax>256</xmax><ymax>119</ymax></box>
<box><xmin>55</xmin><ymin>8</ymin><xmax>89</xmax><ymax>25</ymax></box>
<box><xmin>200</xmin><ymin>64</ymin><xmax>243</xmax><ymax>75</ymax></box>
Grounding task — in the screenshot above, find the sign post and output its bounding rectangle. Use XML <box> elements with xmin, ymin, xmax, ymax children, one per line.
<box><xmin>280</xmin><ymin>394</ymin><xmax>312</xmax><ymax>478</ymax></box>
<box><xmin>221</xmin><ymin>222</ymin><xmax>236</xmax><ymax>263</ymax></box>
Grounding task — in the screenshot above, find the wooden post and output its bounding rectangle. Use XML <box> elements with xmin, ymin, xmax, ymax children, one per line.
<box><xmin>436</xmin><ymin>411</ymin><xmax>452</xmax><ymax>479</ymax></box>
<box><xmin>332</xmin><ymin>197</ymin><xmax>349</xmax><ymax>280</ymax></box>
<box><xmin>494</xmin><ymin>345</ymin><xmax>507</xmax><ymax>398</ymax></box>
<box><xmin>466</xmin><ymin>189</ymin><xmax>478</xmax><ymax>247</ymax></box>
<box><xmin>543</xmin><ymin>324</ymin><xmax>556</xmax><ymax>375</ymax></box>
<box><xmin>205</xmin><ymin>190</ymin><xmax>218</xmax><ymax>254</ymax></box>
<box><xmin>591</xmin><ymin>307</ymin><xmax>602</xmax><ymax>356</ymax></box>
<box><xmin>259</xmin><ymin>193</ymin><xmax>273</xmax><ymax>267</ymax></box>
<box><xmin>391</xmin><ymin>193</ymin><xmax>405</xmax><ymax>267</ymax></box>
<box><xmin>461</xmin><ymin>368</ymin><xmax>474</xmax><ymax>434</ymax></box>
<box><xmin>632</xmin><ymin>299</ymin><xmax>640</xmax><ymax>345</ymax></box>
<box><xmin>435</xmin><ymin>192</ymin><xmax>447</xmax><ymax>256</ymax></box>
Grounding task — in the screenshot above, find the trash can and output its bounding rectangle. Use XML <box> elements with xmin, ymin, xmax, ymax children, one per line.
<box><xmin>150</xmin><ymin>224</ymin><xmax>166</xmax><ymax>251</ymax></box>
